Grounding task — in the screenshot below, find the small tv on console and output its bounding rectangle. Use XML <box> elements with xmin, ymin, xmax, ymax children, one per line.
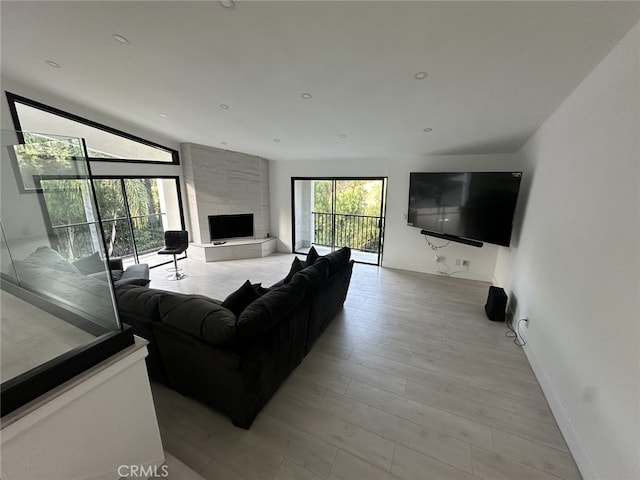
<box><xmin>407</xmin><ymin>172</ymin><xmax>522</xmax><ymax>247</ymax></box>
<box><xmin>209</xmin><ymin>213</ymin><xmax>254</xmax><ymax>241</ymax></box>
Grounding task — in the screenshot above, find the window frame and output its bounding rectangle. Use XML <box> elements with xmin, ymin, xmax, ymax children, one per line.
<box><xmin>92</xmin><ymin>175</ymin><xmax>187</xmax><ymax>268</ymax></box>
<box><xmin>36</xmin><ymin>174</ymin><xmax>187</xmax><ymax>269</ymax></box>
<box><xmin>290</xmin><ymin>176</ymin><xmax>388</xmax><ymax>266</ymax></box>
<box><xmin>6</xmin><ymin>91</ymin><xmax>180</xmax><ymax>166</ymax></box>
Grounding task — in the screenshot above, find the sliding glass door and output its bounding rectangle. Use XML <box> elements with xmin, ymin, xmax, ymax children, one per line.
<box><xmin>93</xmin><ymin>177</ymin><xmax>184</xmax><ymax>268</ymax></box>
<box><xmin>292</xmin><ymin>177</ymin><xmax>387</xmax><ymax>265</ymax></box>
<box><xmin>41</xmin><ymin>176</ymin><xmax>184</xmax><ymax>269</ymax></box>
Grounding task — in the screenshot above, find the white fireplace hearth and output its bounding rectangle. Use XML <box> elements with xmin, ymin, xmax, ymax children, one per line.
<box><xmin>189</xmin><ymin>237</ymin><xmax>277</xmax><ymax>262</ymax></box>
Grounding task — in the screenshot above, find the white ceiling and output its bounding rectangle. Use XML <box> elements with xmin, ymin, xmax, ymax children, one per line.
<box><xmin>2</xmin><ymin>1</ymin><xmax>639</xmax><ymax>162</ymax></box>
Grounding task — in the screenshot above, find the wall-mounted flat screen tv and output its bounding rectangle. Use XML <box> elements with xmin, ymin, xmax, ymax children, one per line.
<box><xmin>407</xmin><ymin>172</ymin><xmax>522</xmax><ymax>247</ymax></box>
<box><xmin>209</xmin><ymin>213</ymin><xmax>254</xmax><ymax>241</ymax></box>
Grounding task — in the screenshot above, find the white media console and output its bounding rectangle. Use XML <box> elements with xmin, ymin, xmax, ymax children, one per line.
<box><xmin>189</xmin><ymin>237</ymin><xmax>277</xmax><ymax>262</ymax></box>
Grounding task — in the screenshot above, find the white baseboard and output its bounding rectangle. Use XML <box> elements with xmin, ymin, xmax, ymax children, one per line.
<box><xmin>522</xmin><ymin>338</ymin><xmax>597</xmax><ymax>479</ymax></box>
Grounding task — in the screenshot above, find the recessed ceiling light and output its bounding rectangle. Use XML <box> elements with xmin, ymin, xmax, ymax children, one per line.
<box><xmin>159</xmin><ymin>113</ymin><xmax>168</xmax><ymax>118</ymax></box>
<box><xmin>45</xmin><ymin>60</ymin><xmax>61</xmax><ymax>68</ymax></box>
<box><xmin>301</xmin><ymin>93</ymin><xmax>312</xmax><ymax>100</ymax></box>
<box><xmin>112</xmin><ymin>34</ymin><xmax>130</xmax><ymax>45</ymax></box>
<box><xmin>273</xmin><ymin>139</ymin><xmax>281</xmax><ymax>143</ymax></box>
<box><xmin>414</xmin><ymin>71</ymin><xmax>428</xmax><ymax>80</ymax></box>
<box><xmin>338</xmin><ymin>134</ymin><xmax>347</xmax><ymax>139</ymax></box>
<box><xmin>220</xmin><ymin>0</ymin><xmax>235</xmax><ymax>8</ymax></box>
<box><xmin>220</xmin><ymin>104</ymin><xmax>230</xmax><ymax>110</ymax></box>
<box><xmin>423</xmin><ymin>128</ymin><xmax>433</xmax><ymax>133</ymax></box>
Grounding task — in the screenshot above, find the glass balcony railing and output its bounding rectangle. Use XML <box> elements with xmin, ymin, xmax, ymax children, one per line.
<box><xmin>1</xmin><ymin>130</ymin><xmax>133</xmax><ymax>416</ymax></box>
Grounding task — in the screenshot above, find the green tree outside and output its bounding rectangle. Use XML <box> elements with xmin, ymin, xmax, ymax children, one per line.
<box><xmin>312</xmin><ymin>180</ymin><xmax>383</xmax><ymax>252</ymax></box>
<box><xmin>16</xmin><ymin>134</ymin><xmax>165</xmax><ymax>260</ymax></box>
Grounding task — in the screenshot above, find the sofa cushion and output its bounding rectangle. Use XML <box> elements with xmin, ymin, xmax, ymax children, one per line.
<box><xmin>324</xmin><ymin>246</ymin><xmax>351</xmax><ymax>274</ymax></box>
<box><xmin>305</xmin><ymin>246</ymin><xmax>319</xmax><ymax>266</ymax></box>
<box><xmin>237</xmin><ymin>280</ymin><xmax>306</xmax><ymax>342</ymax></box>
<box><xmin>115</xmin><ymin>284</ymin><xmax>166</xmax><ymax>323</ymax></box>
<box><xmin>72</xmin><ymin>252</ymin><xmax>105</xmax><ymax>274</ymax></box>
<box><xmin>291</xmin><ymin>257</ymin><xmax>330</xmax><ymax>289</ymax></box>
<box><xmin>158</xmin><ymin>293</ymin><xmax>237</xmax><ymax>346</ymax></box>
<box><xmin>222</xmin><ymin>280</ymin><xmax>261</xmax><ymax>317</ymax></box>
<box><xmin>283</xmin><ymin>257</ymin><xmax>305</xmax><ymax>284</ymax></box>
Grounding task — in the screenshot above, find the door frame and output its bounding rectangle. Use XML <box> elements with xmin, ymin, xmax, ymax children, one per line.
<box><xmin>92</xmin><ymin>175</ymin><xmax>186</xmax><ymax>268</ymax></box>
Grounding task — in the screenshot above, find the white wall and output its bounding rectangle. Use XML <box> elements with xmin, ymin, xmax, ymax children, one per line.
<box><xmin>494</xmin><ymin>22</ymin><xmax>639</xmax><ymax>480</ymax></box>
<box><xmin>293</xmin><ymin>180</ymin><xmax>312</xmax><ymax>250</ymax></box>
<box><xmin>270</xmin><ymin>153</ymin><xmax>521</xmax><ymax>282</ymax></box>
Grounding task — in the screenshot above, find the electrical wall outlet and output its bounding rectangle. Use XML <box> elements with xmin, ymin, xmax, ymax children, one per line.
<box><xmin>455</xmin><ymin>259</ymin><xmax>461</xmax><ymax>266</ymax></box>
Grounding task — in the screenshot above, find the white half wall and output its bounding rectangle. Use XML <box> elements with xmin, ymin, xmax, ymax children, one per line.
<box><xmin>1</xmin><ymin>341</ymin><xmax>165</xmax><ymax>480</ymax></box>
<box><xmin>269</xmin><ymin>153</ymin><xmax>520</xmax><ymax>282</ymax></box>
<box><xmin>494</xmin><ymin>22</ymin><xmax>640</xmax><ymax>480</ymax></box>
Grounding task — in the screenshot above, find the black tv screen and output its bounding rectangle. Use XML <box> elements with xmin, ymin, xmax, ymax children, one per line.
<box><xmin>209</xmin><ymin>214</ymin><xmax>254</xmax><ymax>241</ymax></box>
<box><xmin>407</xmin><ymin>172</ymin><xmax>522</xmax><ymax>247</ymax></box>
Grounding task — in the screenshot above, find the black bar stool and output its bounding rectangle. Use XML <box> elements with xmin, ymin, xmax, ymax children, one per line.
<box><xmin>158</xmin><ymin>230</ymin><xmax>189</xmax><ymax>280</ymax></box>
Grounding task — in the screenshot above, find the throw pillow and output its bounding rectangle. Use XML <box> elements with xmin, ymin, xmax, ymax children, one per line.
<box><xmin>305</xmin><ymin>246</ymin><xmax>319</xmax><ymax>266</ymax></box>
<box><xmin>22</xmin><ymin>246</ymin><xmax>80</xmax><ymax>273</ymax></box>
<box><xmin>324</xmin><ymin>246</ymin><xmax>351</xmax><ymax>274</ymax></box>
<box><xmin>291</xmin><ymin>257</ymin><xmax>330</xmax><ymax>289</ymax></box>
<box><xmin>252</xmin><ymin>283</ymin><xmax>270</xmax><ymax>296</ymax></box>
<box><xmin>283</xmin><ymin>257</ymin><xmax>305</xmax><ymax>284</ymax></box>
<box><xmin>73</xmin><ymin>252</ymin><xmax>106</xmax><ymax>274</ymax></box>
<box><xmin>24</xmin><ymin>246</ymin><xmax>67</xmax><ymax>267</ymax></box>
<box><xmin>221</xmin><ymin>280</ymin><xmax>261</xmax><ymax>317</ymax></box>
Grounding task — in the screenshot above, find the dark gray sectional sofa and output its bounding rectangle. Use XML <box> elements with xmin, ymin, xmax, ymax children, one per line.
<box><xmin>115</xmin><ymin>247</ymin><xmax>354</xmax><ymax>428</ymax></box>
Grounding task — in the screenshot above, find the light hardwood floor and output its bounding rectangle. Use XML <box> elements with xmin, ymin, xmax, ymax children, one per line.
<box><xmin>149</xmin><ymin>254</ymin><xmax>581</xmax><ymax>480</ymax></box>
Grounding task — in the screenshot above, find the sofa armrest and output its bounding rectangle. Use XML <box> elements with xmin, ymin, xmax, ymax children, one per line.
<box><xmin>114</xmin><ymin>263</ymin><xmax>150</xmax><ymax>287</ymax></box>
<box><xmin>121</xmin><ymin>263</ymin><xmax>149</xmax><ymax>280</ymax></box>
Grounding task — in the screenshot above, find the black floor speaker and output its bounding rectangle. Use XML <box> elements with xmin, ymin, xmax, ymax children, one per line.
<box><xmin>485</xmin><ymin>286</ymin><xmax>507</xmax><ymax>322</ymax></box>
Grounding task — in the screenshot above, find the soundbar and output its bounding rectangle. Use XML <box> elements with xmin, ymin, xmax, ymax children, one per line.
<box><xmin>420</xmin><ymin>229</ymin><xmax>483</xmax><ymax>248</ymax></box>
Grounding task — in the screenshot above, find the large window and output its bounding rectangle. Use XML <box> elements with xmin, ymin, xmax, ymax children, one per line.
<box><xmin>6</xmin><ymin>92</ymin><xmax>178</xmax><ymax>167</ymax></box>
<box><xmin>41</xmin><ymin>176</ymin><xmax>185</xmax><ymax>268</ymax></box>
<box><xmin>94</xmin><ymin>177</ymin><xmax>185</xmax><ymax>268</ymax></box>
<box><xmin>6</xmin><ymin>92</ymin><xmax>186</xmax><ymax>268</ymax></box>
